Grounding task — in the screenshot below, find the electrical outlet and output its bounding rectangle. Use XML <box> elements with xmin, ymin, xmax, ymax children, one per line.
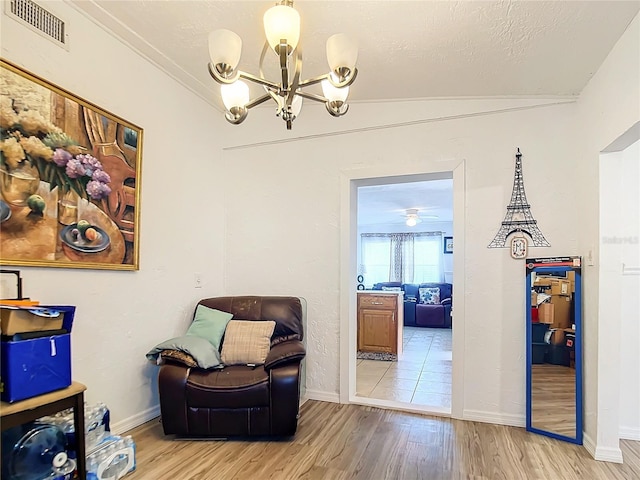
<box><xmin>194</xmin><ymin>273</ymin><xmax>203</xmax><ymax>288</ymax></box>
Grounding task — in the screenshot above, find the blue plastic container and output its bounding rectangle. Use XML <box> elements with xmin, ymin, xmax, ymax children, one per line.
<box><xmin>1</xmin><ymin>306</ymin><xmax>75</xmax><ymax>403</ymax></box>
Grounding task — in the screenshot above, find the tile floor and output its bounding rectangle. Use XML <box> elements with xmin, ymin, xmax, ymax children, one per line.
<box><xmin>356</xmin><ymin>326</ymin><xmax>452</xmax><ymax>409</ymax></box>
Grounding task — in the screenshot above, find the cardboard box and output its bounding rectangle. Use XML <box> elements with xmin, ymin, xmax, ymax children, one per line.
<box><xmin>537</xmin><ymin>296</ymin><xmax>572</xmax><ymax>329</ymax></box>
<box><xmin>550</xmin><ymin>295</ymin><xmax>572</xmax><ymax>329</ymax></box>
<box><xmin>567</xmin><ymin>270</ymin><xmax>576</xmax><ymax>293</ymax></box>
<box><xmin>1</xmin><ymin>306</ymin><xmax>64</xmax><ymax>335</ymax></box>
<box><xmin>534</xmin><ymin>277</ymin><xmax>571</xmax><ymax>296</ymax></box>
<box><xmin>0</xmin><ymin>306</ymin><xmax>75</xmax><ymax>403</ymax></box>
<box><xmin>538</xmin><ymin>303</ymin><xmax>554</xmax><ymax>324</ymax></box>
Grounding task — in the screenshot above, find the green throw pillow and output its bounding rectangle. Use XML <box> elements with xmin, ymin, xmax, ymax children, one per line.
<box><xmin>146</xmin><ymin>335</ymin><xmax>222</xmax><ymax>369</ymax></box>
<box><xmin>186</xmin><ymin>305</ymin><xmax>233</xmax><ymax>349</ymax></box>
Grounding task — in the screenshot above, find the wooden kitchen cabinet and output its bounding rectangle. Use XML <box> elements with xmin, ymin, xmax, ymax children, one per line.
<box><xmin>357</xmin><ymin>292</ymin><xmax>402</xmax><ymax>355</ymax></box>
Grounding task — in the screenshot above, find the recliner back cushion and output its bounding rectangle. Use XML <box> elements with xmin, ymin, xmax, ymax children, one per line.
<box><xmin>419</xmin><ymin>287</ymin><xmax>441</xmax><ymax>304</ymax></box>
<box><xmin>199</xmin><ymin>296</ymin><xmax>303</xmax><ymax>344</ymax></box>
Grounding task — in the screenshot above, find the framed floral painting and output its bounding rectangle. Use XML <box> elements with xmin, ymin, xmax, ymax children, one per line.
<box><xmin>0</xmin><ymin>59</ymin><xmax>143</xmax><ymax>270</ymax></box>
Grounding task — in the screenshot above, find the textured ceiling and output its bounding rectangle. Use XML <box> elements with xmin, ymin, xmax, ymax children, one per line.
<box><xmin>70</xmin><ymin>0</ymin><xmax>639</xmax><ymax>110</ymax></box>
<box><xmin>358</xmin><ymin>179</ymin><xmax>453</xmax><ymax>227</ymax></box>
<box><xmin>66</xmin><ymin>1</ymin><xmax>637</xmax><ymax>226</ymax></box>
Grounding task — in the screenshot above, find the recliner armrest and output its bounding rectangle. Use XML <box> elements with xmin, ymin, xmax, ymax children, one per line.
<box><xmin>264</xmin><ymin>340</ymin><xmax>306</xmax><ymax>370</ymax></box>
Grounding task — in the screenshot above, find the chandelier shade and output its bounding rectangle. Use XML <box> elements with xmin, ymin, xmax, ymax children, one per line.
<box><xmin>208</xmin><ymin>29</ymin><xmax>242</xmax><ymax>74</ymax></box>
<box><xmin>326</xmin><ymin>33</ymin><xmax>358</xmax><ymax>81</ymax></box>
<box><xmin>220</xmin><ymin>80</ymin><xmax>250</xmax><ymax>110</ymax></box>
<box><xmin>207</xmin><ymin>0</ymin><xmax>358</xmax><ymax>130</ymax></box>
<box><xmin>322</xmin><ymin>79</ymin><xmax>350</xmax><ymax>103</ymax></box>
<box><xmin>263</xmin><ymin>4</ymin><xmax>301</xmax><ymax>54</ymax></box>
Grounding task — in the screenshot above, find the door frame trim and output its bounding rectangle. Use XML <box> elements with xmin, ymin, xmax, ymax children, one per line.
<box><xmin>339</xmin><ymin>160</ymin><xmax>466</xmax><ymax>419</ymax></box>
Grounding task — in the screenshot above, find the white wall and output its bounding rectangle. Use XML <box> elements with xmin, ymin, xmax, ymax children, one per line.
<box><xmin>221</xmin><ymin>98</ymin><xmax>584</xmax><ymax>419</ymax></box>
<box><xmin>616</xmin><ymin>140</ymin><xmax>640</xmax><ymax>440</ymax></box>
<box><xmin>576</xmin><ymin>12</ymin><xmax>640</xmax><ymax>461</ymax></box>
<box><xmin>600</xmin><ymin>141</ymin><xmax>640</xmax><ymax>440</ymax></box>
<box><xmin>1</xmin><ymin>3</ymin><xmax>226</xmax><ymax>430</ymax></box>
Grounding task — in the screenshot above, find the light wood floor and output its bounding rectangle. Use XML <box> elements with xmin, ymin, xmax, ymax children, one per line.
<box><xmin>124</xmin><ymin>401</ymin><xmax>640</xmax><ymax>480</ymax></box>
<box><xmin>531</xmin><ymin>364</ymin><xmax>577</xmax><ymax>437</ymax></box>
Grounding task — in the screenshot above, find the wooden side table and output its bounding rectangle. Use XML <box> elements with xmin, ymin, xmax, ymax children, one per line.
<box><xmin>1</xmin><ymin>381</ymin><xmax>87</xmax><ymax>479</ymax></box>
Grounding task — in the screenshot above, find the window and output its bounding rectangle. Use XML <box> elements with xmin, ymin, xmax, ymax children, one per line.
<box><xmin>360</xmin><ymin>233</ymin><xmax>444</xmax><ymax>285</ymax></box>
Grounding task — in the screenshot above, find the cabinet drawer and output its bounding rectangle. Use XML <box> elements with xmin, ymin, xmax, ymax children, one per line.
<box><xmin>358</xmin><ymin>295</ymin><xmax>396</xmax><ymax>309</ymax></box>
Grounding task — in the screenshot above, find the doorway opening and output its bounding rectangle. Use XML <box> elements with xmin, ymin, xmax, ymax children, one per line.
<box><xmin>339</xmin><ymin>162</ymin><xmax>465</xmax><ymax>419</ymax></box>
<box><xmin>599</xmin><ymin>122</ymin><xmax>640</xmax><ymax>450</ymax></box>
<box><xmin>355</xmin><ymin>178</ymin><xmax>453</xmax><ymax>412</ymax></box>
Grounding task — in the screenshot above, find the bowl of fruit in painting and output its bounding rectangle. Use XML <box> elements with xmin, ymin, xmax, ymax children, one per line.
<box><xmin>60</xmin><ymin>219</ymin><xmax>111</xmax><ymax>253</ymax></box>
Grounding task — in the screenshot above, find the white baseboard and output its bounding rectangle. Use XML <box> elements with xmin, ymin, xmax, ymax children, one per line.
<box><xmin>110</xmin><ymin>404</ymin><xmax>160</xmax><ymax>435</ymax></box>
<box><xmin>304</xmin><ymin>389</ymin><xmax>340</xmax><ymax>403</ymax></box>
<box><xmin>594</xmin><ymin>445</ymin><xmax>624</xmax><ymax>464</ymax></box>
<box><xmin>463</xmin><ymin>409</ymin><xmax>525</xmax><ymax>428</ymax></box>
<box><xmin>620</xmin><ymin>426</ymin><xmax>640</xmax><ymax>441</ymax></box>
<box><xmin>583</xmin><ymin>431</ymin><xmax>597</xmax><ymax>458</ymax></box>
<box><xmin>583</xmin><ymin>432</ymin><xmax>624</xmax><ymax>463</ymax></box>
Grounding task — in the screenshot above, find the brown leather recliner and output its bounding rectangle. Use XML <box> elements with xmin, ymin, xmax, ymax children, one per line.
<box><xmin>158</xmin><ymin>296</ymin><xmax>306</xmax><ymax>437</ymax></box>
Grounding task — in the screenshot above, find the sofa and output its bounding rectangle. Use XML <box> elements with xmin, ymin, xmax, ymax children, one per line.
<box><xmin>372</xmin><ymin>282</ymin><xmax>452</xmax><ymax>328</ymax></box>
<box><xmin>157</xmin><ymin>296</ymin><xmax>306</xmax><ymax>437</ymax></box>
<box><xmin>414</xmin><ymin>283</ymin><xmax>453</xmax><ymax>328</ymax></box>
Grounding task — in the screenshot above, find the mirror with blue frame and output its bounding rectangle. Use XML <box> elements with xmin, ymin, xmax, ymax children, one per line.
<box><xmin>526</xmin><ymin>256</ymin><xmax>583</xmax><ymax>444</ymax></box>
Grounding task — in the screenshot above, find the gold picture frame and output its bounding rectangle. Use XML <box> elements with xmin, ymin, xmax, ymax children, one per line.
<box><xmin>0</xmin><ymin>59</ymin><xmax>143</xmax><ymax>270</ymax></box>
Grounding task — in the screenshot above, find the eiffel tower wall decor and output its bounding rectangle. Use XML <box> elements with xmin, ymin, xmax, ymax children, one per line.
<box><xmin>488</xmin><ymin>148</ymin><xmax>550</xmax><ymax>250</ymax></box>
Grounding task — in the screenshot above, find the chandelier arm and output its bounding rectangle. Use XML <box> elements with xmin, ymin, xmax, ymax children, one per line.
<box><xmin>245</xmin><ymin>93</ymin><xmax>273</xmax><ymax>110</ymax></box>
<box><xmin>279</xmin><ymin>40</ymin><xmax>289</xmax><ymax>93</ymax></box>
<box><xmin>286</xmin><ymin>47</ymin><xmax>302</xmax><ymax>107</ymax></box>
<box><xmin>208</xmin><ymin>62</ymin><xmax>240</xmax><ymax>84</ymax></box>
<box><xmin>297</xmin><ymin>67</ymin><xmax>358</xmax><ymax>89</ymax></box>
<box><xmin>237</xmin><ymin>71</ymin><xmax>280</xmax><ymax>90</ymax></box>
<box><xmin>328</xmin><ymin>68</ymin><xmax>358</xmax><ymax>88</ymax></box>
<box><xmin>295</xmin><ymin>91</ymin><xmax>329</xmax><ymax>104</ymax></box>
<box><xmin>297</xmin><ymin>73</ymin><xmax>330</xmax><ymax>89</ymax></box>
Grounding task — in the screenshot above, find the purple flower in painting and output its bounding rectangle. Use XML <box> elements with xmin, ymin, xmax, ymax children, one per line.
<box><xmin>65</xmin><ymin>158</ymin><xmax>86</xmax><ymax>178</ymax></box>
<box><xmin>76</xmin><ymin>154</ymin><xmax>103</xmax><ymax>177</ymax></box>
<box><xmin>86</xmin><ymin>180</ymin><xmax>111</xmax><ymax>200</ymax></box>
<box><xmin>92</xmin><ymin>169</ymin><xmax>111</xmax><ymax>183</ymax></box>
<box><xmin>52</xmin><ymin>148</ymin><xmax>72</xmax><ymax>167</ymax></box>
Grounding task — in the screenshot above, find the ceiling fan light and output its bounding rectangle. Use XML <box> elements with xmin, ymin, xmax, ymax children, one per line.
<box><xmin>208</xmin><ymin>29</ymin><xmax>242</xmax><ymax>71</ymax></box>
<box><xmin>264</xmin><ymin>4</ymin><xmax>300</xmax><ymax>54</ymax></box>
<box><xmin>220</xmin><ymin>80</ymin><xmax>250</xmax><ymax>111</ymax></box>
<box><xmin>406</xmin><ymin>216</ymin><xmax>418</xmax><ymax>227</ymax></box>
<box><xmin>326</xmin><ymin>33</ymin><xmax>358</xmax><ymax>75</ymax></box>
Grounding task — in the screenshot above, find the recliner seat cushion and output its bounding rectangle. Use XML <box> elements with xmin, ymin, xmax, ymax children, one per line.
<box><xmin>186</xmin><ymin>366</ymin><xmax>269</xmax><ymax>408</ymax></box>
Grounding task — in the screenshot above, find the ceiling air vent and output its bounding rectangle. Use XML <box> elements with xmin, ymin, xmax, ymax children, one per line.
<box><xmin>6</xmin><ymin>0</ymin><xmax>67</xmax><ymax>47</ymax></box>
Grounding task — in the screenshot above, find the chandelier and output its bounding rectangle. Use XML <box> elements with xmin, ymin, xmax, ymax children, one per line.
<box><xmin>207</xmin><ymin>0</ymin><xmax>358</xmax><ymax>130</ymax></box>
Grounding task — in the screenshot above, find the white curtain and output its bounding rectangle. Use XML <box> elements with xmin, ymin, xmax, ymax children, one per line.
<box><xmin>413</xmin><ymin>234</ymin><xmax>445</xmax><ymax>283</ymax></box>
<box><xmin>360</xmin><ymin>235</ymin><xmax>391</xmax><ymax>286</ymax></box>
<box><xmin>361</xmin><ymin>232</ymin><xmax>444</xmax><ymax>285</ymax></box>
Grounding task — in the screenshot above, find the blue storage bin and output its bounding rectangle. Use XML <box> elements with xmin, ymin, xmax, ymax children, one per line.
<box><xmin>531</xmin><ymin>323</ymin><xmax>549</xmax><ymax>343</ymax></box>
<box><xmin>531</xmin><ymin>343</ymin><xmax>547</xmax><ymax>364</ymax></box>
<box><xmin>1</xmin><ymin>306</ymin><xmax>75</xmax><ymax>403</ymax></box>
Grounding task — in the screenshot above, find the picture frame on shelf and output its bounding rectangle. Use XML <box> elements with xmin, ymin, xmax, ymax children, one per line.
<box><xmin>0</xmin><ymin>60</ymin><xmax>143</xmax><ymax>270</ymax></box>
<box><xmin>444</xmin><ymin>236</ymin><xmax>453</xmax><ymax>254</ymax></box>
